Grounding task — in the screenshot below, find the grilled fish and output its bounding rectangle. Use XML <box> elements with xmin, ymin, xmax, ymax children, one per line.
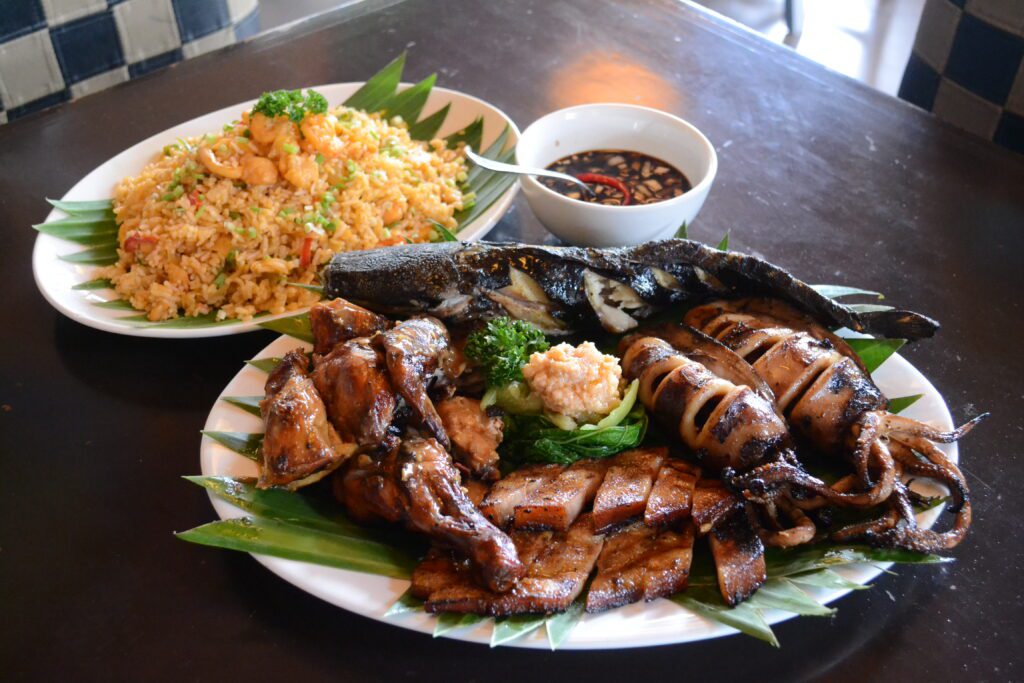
<box><xmin>323</xmin><ymin>240</ymin><xmax>939</xmax><ymax>339</ymax></box>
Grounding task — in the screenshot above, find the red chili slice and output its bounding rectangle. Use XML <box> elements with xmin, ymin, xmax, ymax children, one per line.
<box><xmin>188</xmin><ymin>190</ymin><xmax>202</xmax><ymax>207</ymax></box>
<box><xmin>576</xmin><ymin>173</ymin><xmax>632</xmax><ymax>206</ymax></box>
<box><xmin>300</xmin><ymin>236</ymin><xmax>314</xmax><ymax>268</ymax></box>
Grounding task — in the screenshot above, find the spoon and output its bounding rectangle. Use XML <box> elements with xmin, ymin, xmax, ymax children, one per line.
<box><xmin>465</xmin><ymin>147</ymin><xmax>596</xmax><ymax>197</ymax></box>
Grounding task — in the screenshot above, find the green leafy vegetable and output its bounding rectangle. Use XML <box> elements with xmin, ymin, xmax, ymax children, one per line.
<box><xmin>464</xmin><ymin>317</ymin><xmax>549</xmax><ymax>388</ymax></box>
<box><xmin>490</xmin><ymin>614</ymin><xmax>547</xmax><ymax>647</ymax></box>
<box><xmin>887</xmin><ymin>394</ymin><xmax>923</xmax><ymax>414</ymax></box>
<box><xmin>501</xmin><ymin>405</ymin><xmax>648</xmax><ymax>465</ymax></box>
<box><xmin>176</xmin><ymin>517</ymin><xmax>415</xmax><ymax>579</ymax></box>
<box><xmin>811</xmin><ymin>284</ymin><xmax>883</xmax><ymax>300</ymax></box>
<box><xmin>843</xmin><ymin>337</ymin><xmax>905</xmax><ymax>374</ymax></box>
<box><xmin>384</xmin><ymin>589</ymin><xmax>424</xmax><ymax>616</ymax></box>
<box><xmin>252</xmin><ymin>89</ymin><xmax>328</xmax><ymax>123</ymax></box>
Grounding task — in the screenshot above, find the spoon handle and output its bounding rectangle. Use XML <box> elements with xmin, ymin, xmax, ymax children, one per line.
<box><xmin>465</xmin><ymin>148</ymin><xmax>594</xmax><ymax>196</ymax></box>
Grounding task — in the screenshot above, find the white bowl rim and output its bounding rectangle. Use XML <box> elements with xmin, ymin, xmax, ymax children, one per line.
<box><xmin>517</xmin><ymin>103</ymin><xmax>718</xmax><ymax>213</ymax></box>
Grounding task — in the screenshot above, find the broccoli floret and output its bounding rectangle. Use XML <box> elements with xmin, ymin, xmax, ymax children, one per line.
<box><xmin>464</xmin><ymin>317</ymin><xmax>550</xmax><ymax>388</ymax></box>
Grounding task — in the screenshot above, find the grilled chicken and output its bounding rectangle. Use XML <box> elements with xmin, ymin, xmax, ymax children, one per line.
<box><xmin>709</xmin><ymin>509</ymin><xmax>766</xmax><ymax>606</ymax></box>
<box><xmin>337</xmin><ymin>438</ymin><xmax>523</xmax><ymax>592</ymax></box>
<box><xmin>479</xmin><ymin>463</ymin><xmax>564</xmax><ymax>527</ymax></box>
<box><xmin>312</xmin><ymin>338</ymin><xmax>395</xmax><ymax>447</ymax></box>
<box><xmin>513</xmin><ymin>459</ymin><xmax>610</xmax><ymax>531</ymax></box>
<box><xmin>586</xmin><ymin>521</ymin><xmax>696</xmax><ymax>612</ymax></box>
<box><xmin>259</xmin><ymin>350</ymin><xmax>354</xmax><ymax>489</ymax></box>
<box><xmin>592</xmin><ymin>447</ymin><xmax>667</xmax><ymax>532</ymax></box>
<box><xmin>462</xmin><ymin>477</ymin><xmax>491</xmax><ymax>508</ymax></box>
<box><xmin>691</xmin><ymin>481</ymin><xmax>744</xmax><ymax>534</ymax></box>
<box><xmin>644</xmin><ymin>460</ymin><xmax>700</xmax><ymax>527</ymax></box>
<box><xmin>376</xmin><ymin>317</ymin><xmax>457</xmax><ymax>449</ymax></box>
<box><xmin>309</xmin><ymin>298</ymin><xmax>392</xmax><ymax>355</ymax></box>
<box><xmin>437</xmin><ymin>396</ymin><xmax>502</xmax><ymax>481</ymax></box>
<box><xmin>421</xmin><ymin>514</ymin><xmax>605</xmax><ymax>616</ymax></box>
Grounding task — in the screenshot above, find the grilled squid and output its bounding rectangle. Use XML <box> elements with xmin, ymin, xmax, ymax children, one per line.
<box><xmin>682</xmin><ymin>298</ymin><xmax>986</xmax><ymax>553</ymax></box>
<box><xmin>619</xmin><ymin>333</ymin><xmax>819</xmax><ymax>549</ymax></box>
<box><xmin>620</xmin><ymin>336</ymin><xmax>791</xmax><ymax>473</ymax></box>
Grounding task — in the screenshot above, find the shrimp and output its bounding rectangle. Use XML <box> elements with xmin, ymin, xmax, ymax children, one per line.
<box><xmin>197</xmin><ymin>147</ymin><xmax>241</xmax><ymax>180</ymax></box>
<box><xmin>281</xmin><ymin>153</ymin><xmax>320</xmax><ymax>189</ymax></box>
<box><xmin>249</xmin><ymin>112</ymin><xmax>288</xmax><ymax>144</ymax></box>
<box><xmin>240</xmin><ymin>155</ymin><xmax>279</xmax><ymax>186</ymax></box>
<box><xmin>300</xmin><ymin>113</ymin><xmax>346</xmax><ymax>158</ymax></box>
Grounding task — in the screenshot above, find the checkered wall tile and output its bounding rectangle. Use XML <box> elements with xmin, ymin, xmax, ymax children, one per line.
<box><xmin>0</xmin><ymin>0</ymin><xmax>258</xmax><ymax>123</ymax></box>
<box><xmin>900</xmin><ymin>0</ymin><xmax>1024</xmax><ymax>153</ymax></box>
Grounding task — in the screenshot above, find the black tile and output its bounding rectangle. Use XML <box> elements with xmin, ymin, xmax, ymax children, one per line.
<box><xmin>899</xmin><ymin>52</ymin><xmax>942</xmax><ymax>111</ymax></box>
<box><xmin>944</xmin><ymin>11</ymin><xmax>1024</xmax><ymax>104</ymax></box>
<box><xmin>993</xmin><ymin>110</ymin><xmax>1024</xmax><ymax>154</ymax></box>
<box><xmin>7</xmin><ymin>88</ymin><xmax>69</xmax><ymax>120</ymax></box>
<box><xmin>128</xmin><ymin>48</ymin><xmax>183</xmax><ymax>78</ymax></box>
<box><xmin>1</xmin><ymin>0</ymin><xmax>46</xmax><ymax>43</ymax></box>
<box><xmin>50</xmin><ymin>10</ymin><xmax>124</xmax><ymax>84</ymax></box>
<box><xmin>171</xmin><ymin>0</ymin><xmax>230</xmax><ymax>42</ymax></box>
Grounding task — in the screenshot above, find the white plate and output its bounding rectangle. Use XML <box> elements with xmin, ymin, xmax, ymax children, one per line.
<box><xmin>32</xmin><ymin>84</ymin><xmax>520</xmax><ymax>338</ymax></box>
<box><xmin>199</xmin><ymin>334</ymin><xmax>957</xmax><ymax>649</ymax></box>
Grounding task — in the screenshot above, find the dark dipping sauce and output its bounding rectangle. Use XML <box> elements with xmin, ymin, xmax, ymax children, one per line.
<box><xmin>541</xmin><ymin>149</ymin><xmax>691</xmax><ymax>206</ymax></box>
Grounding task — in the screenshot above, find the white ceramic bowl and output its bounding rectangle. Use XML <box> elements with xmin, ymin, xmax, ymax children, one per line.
<box><xmin>516</xmin><ymin>104</ymin><xmax>717</xmax><ymax>247</ymax></box>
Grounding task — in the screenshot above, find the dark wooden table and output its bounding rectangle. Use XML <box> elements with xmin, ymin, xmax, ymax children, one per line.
<box><xmin>3</xmin><ymin>0</ymin><xmax>1022</xmax><ymax>680</ymax></box>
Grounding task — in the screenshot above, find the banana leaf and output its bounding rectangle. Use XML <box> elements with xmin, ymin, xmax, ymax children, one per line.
<box><xmin>222</xmin><ymin>396</ymin><xmax>262</xmax><ymax>417</ymax></box>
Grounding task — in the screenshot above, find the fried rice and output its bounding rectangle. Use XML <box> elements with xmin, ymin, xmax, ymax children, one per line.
<box><xmin>101</xmin><ymin>100</ymin><xmax>468</xmax><ymax>322</ymax></box>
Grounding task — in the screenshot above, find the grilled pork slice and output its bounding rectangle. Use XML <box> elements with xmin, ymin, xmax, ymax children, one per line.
<box><xmin>513</xmin><ymin>458</ymin><xmax>610</xmax><ymax>531</ymax></box>
<box><xmin>259</xmin><ymin>351</ymin><xmax>355</xmax><ymax>489</ymax></box>
<box><xmin>586</xmin><ymin>521</ymin><xmax>696</xmax><ymax>612</ymax></box>
<box><xmin>709</xmin><ymin>509</ymin><xmax>766</xmax><ymax>606</ymax></box>
<box><xmin>437</xmin><ymin>396</ymin><xmax>503</xmax><ymax>481</ymax></box>
<box><xmin>592</xmin><ymin>447</ymin><xmax>667</xmax><ymax>532</ymax></box>
<box><xmin>479</xmin><ymin>463</ymin><xmax>564</xmax><ymax>527</ymax></box>
<box><xmin>309</xmin><ymin>298</ymin><xmax>392</xmax><ymax>355</ymax></box>
<box><xmin>424</xmin><ymin>514</ymin><xmax>605</xmax><ymax>616</ymax></box>
<box><xmin>644</xmin><ymin>460</ymin><xmax>700</xmax><ymax>527</ymax></box>
<box><xmin>410</xmin><ymin>547</ymin><xmax>470</xmax><ymax>600</ymax></box>
<box><xmin>691</xmin><ymin>481</ymin><xmax>744</xmax><ymax>534</ymax></box>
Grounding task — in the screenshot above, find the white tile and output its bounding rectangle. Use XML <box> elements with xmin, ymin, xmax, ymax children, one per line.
<box><xmin>933</xmin><ymin>78</ymin><xmax>1003</xmax><ymax>138</ymax></box>
<box><xmin>914</xmin><ymin>0</ymin><xmax>962</xmax><ymax>72</ymax></box>
<box><xmin>181</xmin><ymin>26</ymin><xmax>236</xmax><ymax>59</ymax></box>
<box><xmin>1006</xmin><ymin>60</ymin><xmax>1024</xmax><ymax>115</ymax></box>
<box><xmin>964</xmin><ymin>0</ymin><xmax>1024</xmax><ymax>34</ymax></box>
<box><xmin>226</xmin><ymin>0</ymin><xmax>259</xmax><ymax>21</ymax></box>
<box><xmin>41</xmin><ymin>0</ymin><xmax>107</xmax><ymax>27</ymax></box>
<box><xmin>113</xmin><ymin>0</ymin><xmax>181</xmax><ymax>63</ymax></box>
<box><xmin>0</xmin><ymin>30</ymin><xmax>65</xmax><ymax>109</ymax></box>
<box><xmin>69</xmin><ymin>65</ymin><xmax>128</xmax><ymax>98</ymax></box>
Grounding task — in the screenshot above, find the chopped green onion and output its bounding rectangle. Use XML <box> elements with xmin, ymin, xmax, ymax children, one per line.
<box><xmin>247</xmin><ymin>227</ymin><xmax>258</xmax><ymax>239</ymax></box>
<box><xmin>214</xmin><ymin>272</ymin><xmax>226</xmax><ymax>288</ymax></box>
<box><xmin>225</xmin><ymin>250</ymin><xmax>237</xmax><ymax>271</ymax></box>
<box><xmin>223</xmin><ymin>123</ymin><xmax>234</xmax><ymax>133</ymax></box>
<box><xmin>204</xmin><ymin>134</ymin><xmax>217</xmax><ymax>144</ymax></box>
<box><xmin>315</xmin><ymin>152</ymin><xmax>325</xmax><ymax>165</ymax></box>
<box><xmin>250</xmin><ymin>206</ymin><xmax>261</xmax><ymax>213</ymax></box>
<box><xmin>229</xmin><ymin>211</ymin><xmax>241</xmax><ymax>220</ymax></box>
<box><xmin>346</xmin><ymin>160</ymin><xmax>359</xmax><ymax>174</ymax></box>
<box><xmin>325</xmin><ymin>221</ymin><xmax>337</xmax><ymax>234</ymax></box>
<box><xmin>282</xmin><ymin>143</ymin><xmax>299</xmax><ymax>155</ymax></box>
<box><xmin>242</xmin><ymin>129</ymin><xmax>252</xmax><ymax>138</ymax></box>
<box><xmin>196</xmin><ymin>206</ymin><xmax>207</xmax><ymax>218</ymax></box>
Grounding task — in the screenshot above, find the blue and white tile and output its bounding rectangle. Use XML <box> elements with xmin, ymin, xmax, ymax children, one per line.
<box><xmin>41</xmin><ymin>0</ymin><xmax>107</xmax><ymax>27</ymax></box>
<box><xmin>964</xmin><ymin>0</ymin><xmax>1024</xmax><ymax>34</ymax></box>
<box><xmin>113</xmin><ymin>0</ymin><xmax>181</xmax><ymax>64</ymax></box>
<box><xmin>933</xmin><ymin>78</ymin><xmax>1004</xmax><ymax>138</ymax></box>
<box><xmin>915</xmin><ymin>0</ymin><xmax>963</xmax><ymax>71</ymax></box>
<box><xmin>0</xmin><ymin>29</ymin><xmax>64</xmax><ymax>108</ymax></box>
<box><xmin>69</xmin><ymin>64</ymin><xmax>127</xmax><ymax>98</ymax></box>
<box><xmin>181</xmin><ymin>24</ymin><xmax>233</xmax><ymax>58</ymax></box>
